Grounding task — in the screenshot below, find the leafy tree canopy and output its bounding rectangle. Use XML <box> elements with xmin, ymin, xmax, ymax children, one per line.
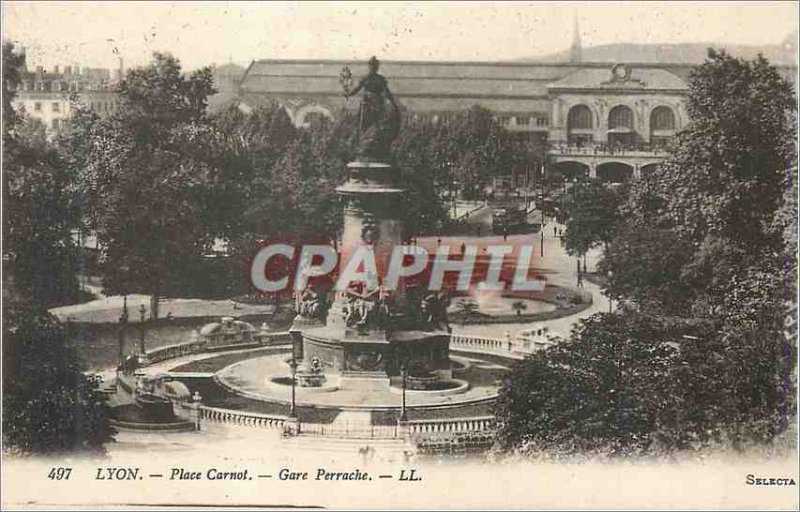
<box><xmin>87</xmin><ymin>53</ymin><xmax>218</xmax><ymax>316</ymax></box>
<box><xmin>3</xmin><ymin>299</ymin><xmax>115</xmax><ymax>455</ymax></box>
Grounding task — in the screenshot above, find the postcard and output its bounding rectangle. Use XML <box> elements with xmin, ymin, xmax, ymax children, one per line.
<box><xmin>2</xmin><ymin>1</ymin><xmax>798</xmax><ymax>509</ymax></box>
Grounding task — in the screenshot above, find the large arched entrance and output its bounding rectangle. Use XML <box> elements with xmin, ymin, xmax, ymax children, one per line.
<box><xmin>567</xmin><ymin>104</ymin><xmax>594</xmax><ymax>147</ymax></box>
<box><xmin>551</xmin><ymin>161</ymin><xmax>589</xmax><ymax>182</ymax></box>
<box><xmin>607</xmin><ymin>105</ymin><xmax>636</xmax><ymax>149</ymax></box>
<box><xmin>640</xmin><ymin>163</ymin><xmax>660</xmax><ymax>176</ymax></box>
<box><xmin>294</xmin><ymin>104</ymin><xmax>334</xmax><ymax>128</ymax></box>
<box><xmin>649</xmin><ymin>106</ymin><xmax>677</xmax><ymax>149</ymax></box>
<box><xmin>597</xmin><ymin>162</ymin><xmax>633</xmax><ymax>183</ymax></box>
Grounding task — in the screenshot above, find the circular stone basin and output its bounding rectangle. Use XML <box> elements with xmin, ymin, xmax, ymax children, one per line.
<box><xmin>267</xmin><ymin>375</ymin><xmax>339</xmax><ymax>393</ymax></box>
<box><xmin>213</xmin><ymin>352</ymin><xmax>500</xmax><ymax>409</ymax></box>
<box><xmin>109</xmin><ymin>404</ymin><xmax>194</xmax><ymax>431</ymax></box>
<box><xmin>450</xmin><ymin>359</ymin><xmax>467</xmax><ymax>370</ymax></box>
<box><xmin>448</xmin><ymin>296</ymin><xmax>555</xmax><ymax>316</ymax></box>
<box><xmin>390</xmin><ymin>378</ymin><xmax>470</xmax><ymax>397</ymax></box>
<box><xmin>397</xmin><ymin>379</ymin><xmax>462</xmax><ymax>391</ymax></box>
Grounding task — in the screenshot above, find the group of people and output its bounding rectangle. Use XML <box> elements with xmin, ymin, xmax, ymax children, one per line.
<box><xmin>343</xmin><ymin>283</ymin><xmax>392</xmax><ymax>329</ymax></box>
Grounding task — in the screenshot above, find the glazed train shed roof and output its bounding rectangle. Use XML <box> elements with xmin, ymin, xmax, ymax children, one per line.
<box><xmin>240</xmin><ymin>59</ymin><xmax>697</xmax><ymax>100</ymax></box>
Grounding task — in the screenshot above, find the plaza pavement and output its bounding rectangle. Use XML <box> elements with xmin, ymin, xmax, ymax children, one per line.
<box><xmin>53</xmin><ymin>218</ymin><xmax>606</xmax><ymax>344</ymax></box>
<box><xmin>420</xmin><ymin>219</ymin><xmax>609</xmax><ymax>341</ymax></box>
<box><xmin>50</xmin><ymin>293</ymin><xmax>275</xmax><ymax>323</ymax></box>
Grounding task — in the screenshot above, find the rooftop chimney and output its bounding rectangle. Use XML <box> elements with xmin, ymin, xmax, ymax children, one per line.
<box><xmin>570</xmin><ymin>14</ymin><xmax>582</xmax><ymax>63</ymax></box>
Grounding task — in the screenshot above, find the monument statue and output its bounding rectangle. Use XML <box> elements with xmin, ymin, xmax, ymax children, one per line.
<box><xmin>341</xmin><ymin>57</ymin><xmax>401</xmax><ymax>159</ymax></box>
<box><xmin>291</xmin><ymin>61</ymin><xmax>452</xmax><ymax>387</ymax></box>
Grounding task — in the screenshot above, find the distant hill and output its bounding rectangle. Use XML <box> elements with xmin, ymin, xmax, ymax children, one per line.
<box><xmin>522</xmin><ymin>34</ymin><xmax>797</xmax><ymax>66</ymax></box>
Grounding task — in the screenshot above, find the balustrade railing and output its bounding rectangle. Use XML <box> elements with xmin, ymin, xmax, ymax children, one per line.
<box><xmin>548</xmin><ymin>140</ymin><xmax>667</xmax><ymax>156</ymax></box>
<box><xmin>145</xmin><ymin>340</ymin><xmax>207</xmax><ymax>364</ymax></box>
<box><xmin>450</xmin><ymin>334</ymin><xmax>519</xmax><ymax>354</ymax></box>
<box><xmin>194</xmin><ymin>404</ymin><xmax>496</xmax><ymax>437</ymax></box>
<box><xmin>299</xmin><ymin>421</ymin><xmax>400</xmax><ymax>439</ymax></box>
<box><xmin>406</xmin><ymin>415</ymin><xmax>496</xmax><ymax>434</ymax></box>
<box><xmin>199</xmin><ymin>405</ymin><xmax>287</xmax><ymax>430</ymax></box>
<box><xmin>144</xmin><ymin>331</ymin><xmax>291</xmax><ymax>365</ymax></box>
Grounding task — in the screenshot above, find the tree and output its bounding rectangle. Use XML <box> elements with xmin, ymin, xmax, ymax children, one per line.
<box><xmin>207</xmin><ymin>102</ymin><xmax>298</xmax><ymax>241</ymax></box>
<box><xmin>2</xmin><ymin>299</ymin><xmax>115</xmax><ymax>455</ymax></box>
<box><xmin>393</xmin><ymin>118</ymin><xmax>451</xmax><ymax>236</ymax></box>
<box><xmin>86</xmin><ymin>53</ymin><xmax>217</xmax><ymax>317</ymax></box>
<box><xmin>605</xmin><ymin>50</ymin><xmax>795</xmax><ymax>317</ymax></box>
<box><xmin>511</xmin><ymin>300</ymin><xmax>527</xmax><ymax>317</ymax></box>
<box><xmin>562</xmin><ymin>179</ymin><xmax>621</xmax><ymax>258</ymax></box>
<box><xmin>432</xmin><ymin>106</ymin><xmax>524</xmax><ymax>200</ymax></box>
<box><xmin>501</xmin><ymin>50</ymin><xmax>797</xmax><ymax>457</ymax></box>
<box><xmin>2</xmin><ymin>42</ymin><xmax>23</xmax><ymax>134</ymax></box>
<box><xmin>3</xmin><ymin>43</ymin><xmax>87</xmax><ymax>306</ymax></box>
<box><xmin>600</xmin><ymin>50</ymin><xmax>797</xmax><ymax>443</ymax></box>
<box><xmin>495</xmin><ymin>313</ymin><xmax>681</xmax><ymax>457</ymax></box>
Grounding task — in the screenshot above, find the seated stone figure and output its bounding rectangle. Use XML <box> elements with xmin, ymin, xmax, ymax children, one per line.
<box><xmin>421</xmin><ymin>291</ymin><xmax>451</xmax><ymax>332</ymax></box>
<box><xmin>342</xmin><ymin>283</ymin><xmax>393</xmax><ymax>330</ymax></box>
<box><xmin>296</xmin><ymin>285</ymin><xmax>328</xmax><ymax>319</ymax></box>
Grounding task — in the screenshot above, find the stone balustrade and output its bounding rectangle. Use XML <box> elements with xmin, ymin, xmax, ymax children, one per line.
<box><xmin>145</xmin><ymin>340</ymin><xmax>207</xmax><ymax>364</ymax></box>
<box><xmin>407</xmin><ymin>415</ymin><xmax>496</xmax><ymax>434</ymax></box>
<box><xmin>199</xmin><ymin>405</ymin><xmax>287</xmax><ymax>430</ymax></box>
<box><xmin>144</xmin><ymin>331</ymin><xmax>292</xmax><ymax>365</ymax></box>
<box><xmin>193</xmin><ymin>404</ymin><xmax>495</xmax><ymax>437</ymax></box>
<box><xmin>450</xmin><ymin>334</ymin><xmax>523</xmax><ymax>358</ymax></box>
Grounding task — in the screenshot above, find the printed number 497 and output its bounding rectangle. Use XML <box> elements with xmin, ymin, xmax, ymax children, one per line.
<box><xmin>47</xmin><ymin>467</ymin><xmax>72</xmax><ymax>480</ymax></box>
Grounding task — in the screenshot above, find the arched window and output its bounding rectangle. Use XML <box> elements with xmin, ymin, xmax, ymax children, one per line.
<box><xmin>608</xmin><ymin>105</ymin><xmax>634</xmax><ymax>130</ymax></box>
<box><xmin>294</xmin><ymin>105</ymin><xmax>333</xmax><ymax>128</ymax></box>
<box><xmin>567</xmin><ymin>105</ymin><xmax>593</xmax><ymax>130</ymax></box>
<box><xmin>650</xmin><ymin>106</ymin><xmax>677</xmax><ymax>149</ymax></box>
<box><xmin>303</xmin><ymin>111</ymin><xmax>329</xmax><ymax>127</ymax></box>
<box><xmin>650</xmin><ymin>106</ymin><xmax>675</xmax><ymax>131</ymax></box>
<box><xmin>567</xmin><ymin>105</ymin><xmax>594</xmax><ymax>146</ymax></box>
<box><xmin>607</xmin><ymin>105</ymin><xmax>636</xmax><ymax>148</ymax></box>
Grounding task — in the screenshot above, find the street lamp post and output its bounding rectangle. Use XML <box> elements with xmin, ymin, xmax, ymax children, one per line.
<box><xmin>452</xmin><ymin>181</ymin><xmax>458</xmax><ymax>218</ymax></box>
<box><xmin>540</xmin><ymin>228</ymin><xmax>544</xmax><ymax>257</ymax></box>
<box><xmin>289</xmin><ymin>358</ymin><xmax>298</xmax><ymax>418</ymax></box>
<box><xmin>117</xmin><ymin>295</ymin><xmax>129</xmax><ymax>369</ymax></box>
<box><xmin>607</xmin><ymin>270</ymin><xmax>614</xmax><ymax>313</ymax></box>
<box><xmin>138</xmin><ymin>304</ymin><xmax>147</xmax><ymax>355</ymax></box>
<box><xmin>400</xmin><ymin>362</ymin><xmax>408</xmax><ymax>422</ymax></box>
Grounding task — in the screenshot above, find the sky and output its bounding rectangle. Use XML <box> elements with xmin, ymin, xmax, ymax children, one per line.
<box><xmin>3</xmin><ymin>1</ymin><xmax>798</xmax><ymax>72</ymax></box>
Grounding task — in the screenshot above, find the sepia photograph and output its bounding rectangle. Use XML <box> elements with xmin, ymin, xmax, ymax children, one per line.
<box><xmin>1</xmin><ymin>1</ymin><xmax>798</xmax><ymax>509</ymax></box>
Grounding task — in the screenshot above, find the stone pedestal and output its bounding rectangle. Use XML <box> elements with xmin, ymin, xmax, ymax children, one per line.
<box><xmin>290</xmin><ymin>315</ymin><xmax>324</xmax><ymax>360</ymax></box>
